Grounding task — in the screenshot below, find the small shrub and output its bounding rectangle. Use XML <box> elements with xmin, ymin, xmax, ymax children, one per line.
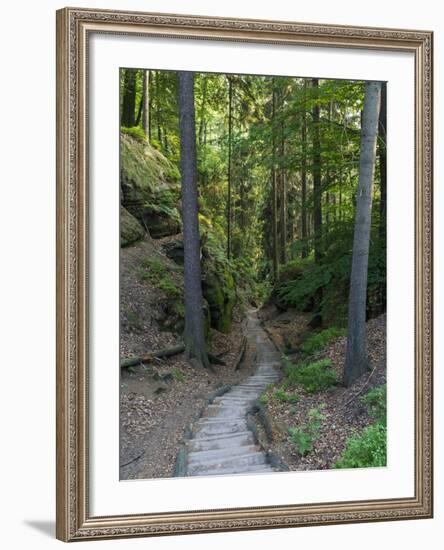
<box><xmin>284</xmin><ymin>358</ymin><xmax>337</xmax><ymax>393</ymax></box>
<box><xmin>333</xmin><ymin>423</ymin><xmax>387</xmax><ymax>469</ymax></box>
<box><xmin>173</xmin><ymin>368</ymin><xmax>185</xmax><ymax>382</ymax></box>
<box><xmin>288</xmin><ymin>428</ymin><xmax>313</xmax><ymax>455</ymax></box>
<box><xmin>140</xmin><ymin>258</ymin><xmax>179</xmax><ymax>293</ymax></box>
<box><xmin>273</xmin><ymin>389</ymin><xmax>300</xmax><ymax>404</ymax></box>
<box><xmin>140</xmin><ymin>257</ymin><xmax>166</xmax><ymax>278</ymax></box>
<box><xmin>301</xmin><ymin>326</ymin><xmax>346</xmax><ymax>354</ymax></box>
<box><xmin>157</xmin><ymin>278</ymin><xmax>181</xmax><ymax>299</ymax></box>
<box><xmin>361</xmin><ymin>384</ymin><xmax>387</xmax><ymax>425</ymax></box>
<box><xmin>288</xmin><ymin>405</ymin><xmax>327</xmax><ymax>456</ymax></box>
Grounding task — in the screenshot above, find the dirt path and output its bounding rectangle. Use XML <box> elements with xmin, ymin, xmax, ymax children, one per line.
<box><xmin>184</xmin><ymin>310</ymin><xmax>281</xmax><ymax>477</ymax></box>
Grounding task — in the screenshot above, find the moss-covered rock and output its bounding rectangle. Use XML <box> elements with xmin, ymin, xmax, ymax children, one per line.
<box><xmin>120</xmin><ymin>207</ymin><xmax>145</xmax><ymax>247</ymax></box>
<box><xmin>202</xmin><ymin>261</ymin><xmax>236</xmax><ymax>334</ymax></box>
<box><xmin>120</xmin><ymin>131</ymin><xmax>182</xmax><ymax>239</ymax></box>
<box><xmin>141</xmin><ymin>208</ymin><xmax>181</xmax><ymax>239</ymax></box>
<box><xmin>162</xmin><ymin>239</ymin><xmax>185</xmax><ymax>265</ymax></box>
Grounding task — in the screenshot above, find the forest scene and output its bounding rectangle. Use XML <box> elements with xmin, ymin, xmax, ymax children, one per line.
<box><xmin>119</xmin><ymin>68</ymin><xmax>387</xmax><ymax>480</ymax></box>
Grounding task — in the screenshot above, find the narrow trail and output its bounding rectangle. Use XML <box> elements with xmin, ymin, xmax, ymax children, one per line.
<box><xmin>184</xmin><ymin>310</ymin><xmax>281</xmax><ymax>477</ymax></box>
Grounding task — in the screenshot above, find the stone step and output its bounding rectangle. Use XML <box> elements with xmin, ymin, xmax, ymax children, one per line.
<box><xmin>193</xmin><ymin>422</ymin><xmax>248</xmax><ymax>438</ymax></box>
<box><xmin>201</xmin><ymin>404</ymin><xmax>245</xmax><ymax>418</ymax></box>
<box><xmin>188</xmin><ymin>431</ymin><xmax>255</xmax><ymax>452</ymax></box>
<box><xmin>211</xmin><ymin>399</ymin><xmax>255</xmax><ymax>408</ymax></box>
<box><xmin>188</xmin><ymin>444</ymin><xmax>258</xmax><ymax>463</ymax></box>
<box><xmin>189</xmin><ymin>463</ymin><xmax>274</xmax><ymax>477</ymax></box>
<box><xmin>195</xmin><ymin>417</ymin><xmax>247</xmax><ymax>425</ymax></box>
<box><xmin>186</xmin><ymin>452</ymin><xmax>266</xmax><ymax>474</ymax></box>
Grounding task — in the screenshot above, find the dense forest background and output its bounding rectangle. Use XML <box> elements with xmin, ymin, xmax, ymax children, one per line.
<box><xmin>120</xmin><ymin>68</ymin><xmax>386</xmax><ymax>332</ymax></box>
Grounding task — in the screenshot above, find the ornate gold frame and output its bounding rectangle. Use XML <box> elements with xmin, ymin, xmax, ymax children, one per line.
<box><xmin>56</xmin><ymin>7</ymin><xmax>433</xmax><ymax>542</ymax></box>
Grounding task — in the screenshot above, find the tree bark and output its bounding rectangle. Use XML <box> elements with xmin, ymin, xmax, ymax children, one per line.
<box><xmin>121</xmin><ymin>69</ymin><xmax>137</xmax><ymax>127</ymax></box>
<box><xmin>178</xmin><ymin>71</ymin><xmax>210</xmax><ymax>369</ymax></box>
<box><xmin>279</xmin><ymin>95</ymin><xmax>287</xmax><ymax>264</ymax></box>
<box><xmin>155</xmin><ymin>71</ymin><xmax>163</xmax><ymax>146</ymax></box>
<box><xmin>301</xmin><ymin>81</ymin><xmax>308</xmax><ymax>259</ymax></box>
<box><xmin>378</xmin><ymin>82</ymin><xmax>387</xmax><ymax>238</ymax></box>
<box><xmin>227</xmin><ymin>76</ymin><xmax>233</xmax><ymax>259</ymax></box>
<box><xmin>135</xmin><ymin>70</ymin><xmax>143</xmax><ymax>127</ymax></box>
<box><xmin>142</xmin><ymin>70</ymin><xmax>150</xmax><ymax>138</ymax></box>
<box><xmin>198</xmin><ymin>75</ymin><xmax>208</xmax><ymax>146</ymax></box>
<box><xmin>343</xmin><ymin>81</ymin><xmax>382</xmax><ymax>386</ymax></box>
<box><xmin>271</xmin><ymin>80</ymin><xmax>279</xmax><ymax>280</ymax></box>
<box><xmin>312</xmin><ymin>78</ymin><xmax>322</xmax><ymax>263</ymax></box>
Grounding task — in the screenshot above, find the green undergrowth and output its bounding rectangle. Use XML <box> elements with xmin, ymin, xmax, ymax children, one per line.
<box><xmin>273</xmin><ymin>223</ymin><xmax>386</xmax><ymax>325</ymax></box>
<box><xmin>289</xmin><ymin>405</ymin><xmax>327</xmax><ymax>456</ymax></box>
<box><xmin>301</xmin><ymin>326</ymin><xmax>346</xmax><ymax>355</ymax></box>
<box><xmin>333</xmin><ymin>423</ymin><xmax>387</xmax><ymax>468</ymax></box>
<box><xmin>139</xmin><ymin>257</ymin><xmax>183</xmax><ymax>316</ymax></box>
<box><xmin>260</xmin><ymin>388</ymin><xmax>300</xmax><ymax>405</ymax></box>
<box><xmin>282</xmin><ymin>357</ymin><xmax>337</xmax><ymax>393</ymax></box>
<box><xmin>334</xmin><ymin>384</ymin><xmax>387</xmax><ymax>469</ymax></box>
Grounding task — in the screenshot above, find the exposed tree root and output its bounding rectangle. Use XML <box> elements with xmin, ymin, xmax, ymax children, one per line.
<box><xmin>120</xmin><ymin>344</ymin><xmax>185</xmax><ymax>368</ymax></box>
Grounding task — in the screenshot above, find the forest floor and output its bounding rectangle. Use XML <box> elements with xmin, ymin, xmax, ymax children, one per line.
<box><xmin>120</xmin><ymin>236</ymin><xmax>258</xmax><ymax>479</ymax></box>
<box><xmin>255</xmin><ymin>305</ymin><xmax>386</xmax><ymax>471</ymax></box>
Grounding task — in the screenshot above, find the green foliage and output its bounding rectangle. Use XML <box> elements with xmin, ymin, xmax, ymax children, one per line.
<box><xmin>361</xmin><ymin>384</ymin><xmax>387</xmax><ymax>425</ymax></box>
<box><xmin>172</xmin><ymin>368</ymin><xmax>185</xmax><ymax>382</ymax></box>
<box><xmin>121</xmin><ymin>126</ymin><xmax>147</xmax><ymax>142</ymax></box>
<box><xmin>301</xmin><ymin>326</ymin><xmax>346</xmax><ymax>354</ymax></box>
<box><xmin>273</xmin><ymin>389</ymin><xmax>300</xmax><ymax>404</ymax></box>
<box><xmin>333</xmin><ymin>383</ymin><xmax>387</xmax><ymax>469</ymax></box>
<box><xmin>333</xmin><ymin>423</ymin><xmax>387</xmax><ymax>468</ymax></box>
<box><xmin>139</xmin><ymin>257</ymin><xmax>182</xmax><ymax>304</ymax></box>
<box><xmin>288</xmin><ymin>428</ymin><xmax>313</xmax><ymax>455</ymax></box>
<box><xmin>274</xmin><ymin>221</ymin><xmax>385</xmax><ymax>326</ymax></box>
<box><xmin>288</xmin><ymin>405</ymin><xmax>327</xmax><ymax>456</ymax></box>
<box><xmin>140</xmin><ymin>257</ymin><xmax>166</xmax><ymax>277</ymax></box>
<box><xmin>156</xmin><ymin>277</ymin><xmax>181</xmax><ymax>299</ymax></box>
<box><xmin>283</xmin><ymin>357</ymin><xmax>336</xmax><ymax>393</ymax></box>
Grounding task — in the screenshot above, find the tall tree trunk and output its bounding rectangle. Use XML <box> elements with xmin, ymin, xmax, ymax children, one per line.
<box><xmin>312</xmin><ymin>78</ymin><xmax>322</xmax><ymax>263</ymax></box>
<box><xmin>279</xmin><ymin>97</ymin><xmax>287</xmax><ymax>265</ymax></box>
<box><xmin>343</xmin><ymin>81</ymin><xmax>382</xmax><ymax>386</ymax></box>
<box><xmin>301</xmin><ymin>81</ymin><xmax>308</xmax><ymax>259</ymax></box>
<box><xmin>135</xmin><ymin>70</ymin><xmax>143</xmax><ymax>127</ymax></box>
<box><xmin>378</xmin><ymin>82</ymin><xmax>387</xmax><ymax>238</ymax></box>
<box><xmin>121</xmin><ymin>69</ymin><xmax>137</xmax><ymax>127</ymax></box>
<box><xmin>198</xmin><ymin>76</ymin><xmax>208</xmax><ymax>146</ymax></box>
<box><xmin>227</xmin><ymin>76</ymin><xmax>233</xmax><ymax>259</ymax></box>
<box><xmin>178</xmin><ymin>71</ymin><xmax>210</xmax><ymax>369</ymax></box>
<box><xmin>155</xmin><ymin>71</ymin><xmax>163</xmax><ymax>146</ymax></box>
<box><xmin>142</xmin><ymin>70</ymin><xmax>150</xmax><ymax>138</ymax></box>
<box><xmin>311</xmin><ymin>78</ymin><xmax>323</xmax><ymax>326</ymax></box>
<box><xmin>324</xmin><ymin>101</ymin><xmax>333</xmax><ymax>239</ymax></box>
<box><xmin>271</xmin><ymin>80</ymin><xmax>279</xmax><ymax>280</ymax></box>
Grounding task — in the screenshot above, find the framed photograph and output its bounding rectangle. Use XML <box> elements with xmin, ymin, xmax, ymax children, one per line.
<box><xmin>56</xmin><ymin>7</ymin><xmax>433</xmax><ymax>542</ymax></box>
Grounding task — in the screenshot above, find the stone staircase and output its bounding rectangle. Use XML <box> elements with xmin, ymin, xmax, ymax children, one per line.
<box><xmin>184</xmin><ymin>311</ymin><xmax>281</xmax><ymax>477</ymax></box>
